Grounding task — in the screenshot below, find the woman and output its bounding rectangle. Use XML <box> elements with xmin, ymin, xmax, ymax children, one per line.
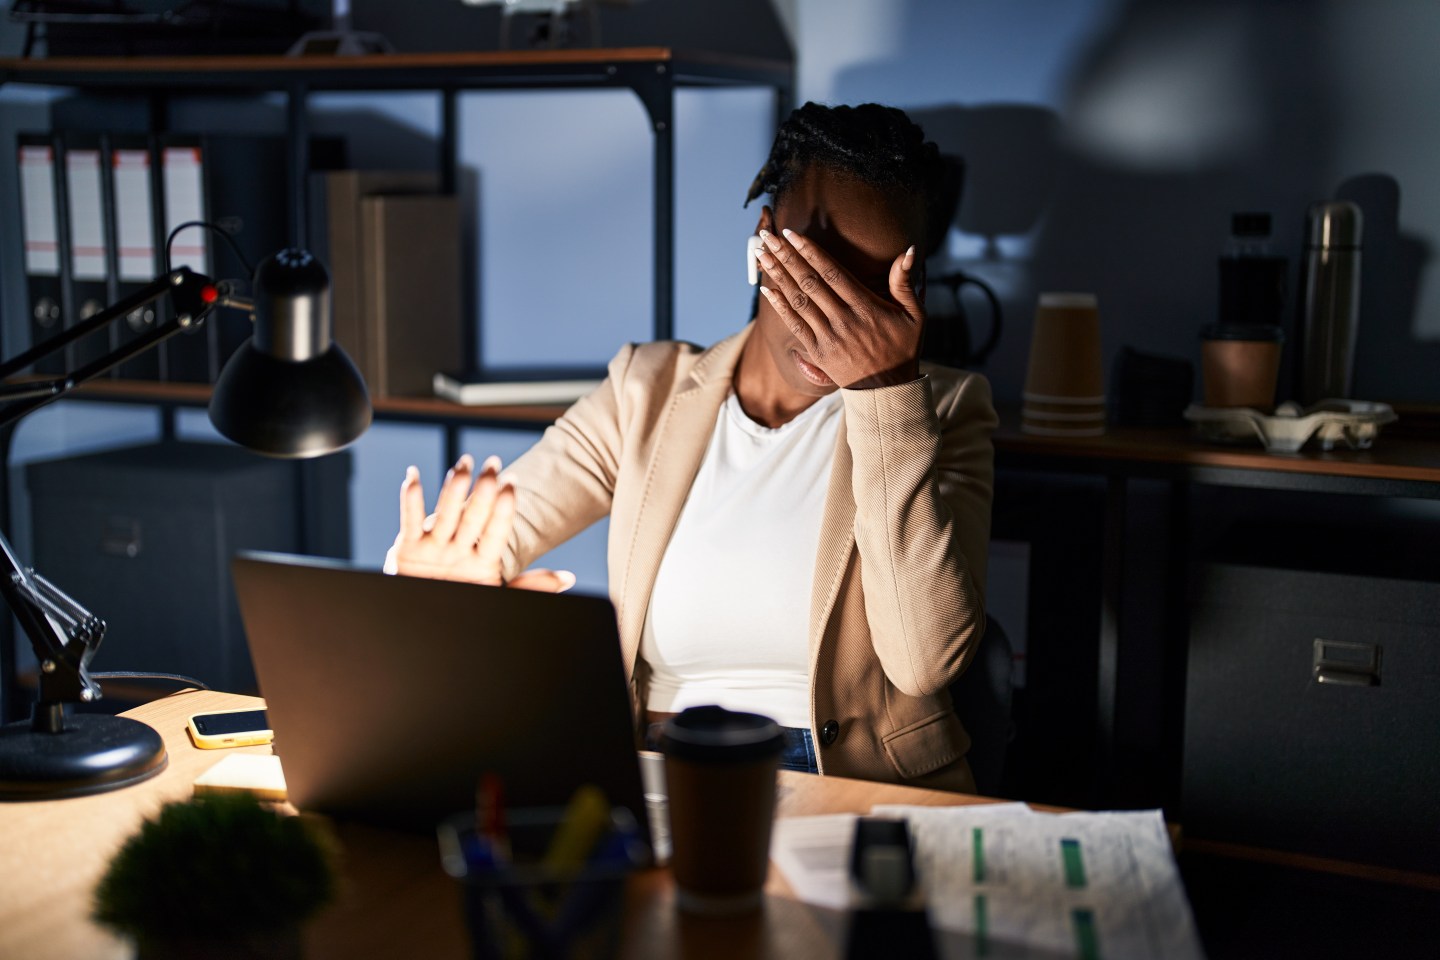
<box><xmin>389</xmin><ymin>103</ymin><xmax>996</xmax><ymax>792</ymax></box>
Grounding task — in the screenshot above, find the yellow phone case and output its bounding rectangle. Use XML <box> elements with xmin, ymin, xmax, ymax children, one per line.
<box><xmin>186</xmin><ymin>708</ymin><xmax>274</xmax><ymax>750</ymax></box>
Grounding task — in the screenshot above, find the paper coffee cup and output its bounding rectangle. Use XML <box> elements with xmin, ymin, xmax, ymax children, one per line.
<box><xmin>1022</xmin><ymin>293</ymin><xmax>1105</xmax><ymax>435</ymax></box>
<box><xmin>660</xmin><ymin>706</ymin><xmax>783</xmax><ymax>915</ymax></box>
<box><xmin>1200</xmin><ymin>324</ymin><xmax>1284</xmax><ymax>410</ymax></box>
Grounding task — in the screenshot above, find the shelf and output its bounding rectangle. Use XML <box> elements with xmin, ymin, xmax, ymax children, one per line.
<box><xmin>372</xmin><ymin>394</ymin><xmax>567</xmax><ymax>427</ymax></box>
<box><xmin>52</xmin><ymin>385</ymin><xmax>1440</xmax><ymax>486</ymax></box>
<box><xmin>994</xmin><ymin>413</ymin><xmax>1440</xmax><ymax>497</ymax></box>
<box><xmin>0</xmin><ymin>48</ymin><xmax>793</xmax><ymax>92</ymax></box>
<box><xmin>68</xmin><ymin>378</ymin><xmax>566</xmax><ymax>429</ymax></box>
<box><xmin>72</xmin><ymin>378</ymin><xmax>213</xmax><ymax>406</ymax></box>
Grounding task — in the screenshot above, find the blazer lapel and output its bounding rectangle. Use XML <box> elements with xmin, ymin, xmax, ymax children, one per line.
<box><xmin>616</xmin><ymin>328</ymin><xmax>749</xmax><ymax>675</ymax></box>
<box><xmin>810</xmin><ymin>412</ymin><xmax>857</xmax><ymax>660</ymax></box>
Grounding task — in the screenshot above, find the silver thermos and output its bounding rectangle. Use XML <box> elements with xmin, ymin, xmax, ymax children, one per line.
<box><xmin>1295</xmin><ymin>201</ymin><xmax>1363</xmax><ymax>405</ymax></box>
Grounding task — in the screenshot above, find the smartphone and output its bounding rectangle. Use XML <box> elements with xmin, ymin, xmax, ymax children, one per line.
<box><xmin>187</xmin><ymin>708</ymin><xmax>273</xmax><ymax>749</ymax></box>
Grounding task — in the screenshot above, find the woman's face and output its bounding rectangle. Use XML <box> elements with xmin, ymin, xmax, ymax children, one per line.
<box><xmin>753</xmin><ymin>165</ymin><xmax>919</xmax><ymax>398</ymax></box>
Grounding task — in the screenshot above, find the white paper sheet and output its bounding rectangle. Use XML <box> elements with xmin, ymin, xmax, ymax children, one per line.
<box><xmin>773</xmin><ymin>804</ymin><xmax>1205</xmax><ymax>960</ymax></box>
<box><xmin>769</xmin><ymin>804</ymin><xmax>1035</xmax><ymax>912</ymax></box>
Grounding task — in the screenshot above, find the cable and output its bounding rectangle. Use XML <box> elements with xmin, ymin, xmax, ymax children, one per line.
<box><xmin>164</xmin><ymin>218</ymin><xmax>254</xmax><ymax>277</ymax></box>
<box><xmin>91</xmin><ymin>672</ymin><xmax>211</xmax><ymax>691</ymax></box>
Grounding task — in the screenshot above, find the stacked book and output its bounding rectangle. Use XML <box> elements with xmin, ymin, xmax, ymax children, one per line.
<box><xmin>432</xmin><ymin>370</ymin><xmax>603</xmax><ymax>407</ymax></box>
<box><xmin>317</xmin><ymin>170</ymin><xmax>460</xmax><ymax>399</ymax></box>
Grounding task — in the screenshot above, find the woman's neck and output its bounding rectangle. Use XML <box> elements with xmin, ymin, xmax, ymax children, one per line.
<box><xmin>733</xmin><ymin>329</ymin><xmax>827</xmax><ymax>429</ymax></box>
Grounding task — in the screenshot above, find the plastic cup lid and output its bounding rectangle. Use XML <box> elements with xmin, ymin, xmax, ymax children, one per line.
<box><xmin>660</xmin><ymin>706</ymin><xmax>783</xmax><ymax>763</ymax></box>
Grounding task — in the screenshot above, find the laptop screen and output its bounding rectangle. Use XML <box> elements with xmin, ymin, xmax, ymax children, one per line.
<box><xmin>231</xmin><ymin>551</ymin><xmax>648</xmax><ymax>845</ymax></box>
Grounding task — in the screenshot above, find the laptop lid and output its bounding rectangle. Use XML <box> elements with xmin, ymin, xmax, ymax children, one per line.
<box><xmin>230</xmin><ymin>551</ymin><xmax>648</xmax><ymax>841</ymax></box>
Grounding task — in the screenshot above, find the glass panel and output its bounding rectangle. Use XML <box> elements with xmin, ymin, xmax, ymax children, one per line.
<box><xmin>673</xmin><ymin>87</ymin><xmax>775</xmax><ymax>350</ymax></box>
<box><xmin>459</xmin><ymin>91</ymin><xmax>651</xmax><ymax>371</ymax></box>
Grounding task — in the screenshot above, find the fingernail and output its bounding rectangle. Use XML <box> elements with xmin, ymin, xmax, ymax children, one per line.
<box><xmin>903</xmin><ymin>245</ymin><xmax>916</xmax><ymax>269</ymax></box>
<box><xmin>482</xmin><ymin>455</ymin><xmax>501</xmax><ymax>473</ymax></box>
<box><xmin>556</xmin><ymin>571</ymin><xmax>576</xmax><ymax>593</ymax></box>
<box><xmin>405</xmin><ymin>465</ymin><xmax>418</xmax><ymax>482</ymax></box>
<box><xmin>456</xmin><ymin>453</ymin><xmax>474</xmax><ymax>472</ymax></box>
<box><xmin>758</xmin><ymin>228</ymin><xmax>771</xmax><ymax>240</ymax></box>
<box><xmin>760</xmin><ymin>285</ymin><xmax>774</xmax><ymax>298</ymax></box>
<box><xmin>782</xmin><ymin>227</ymin><xmax>795</xmax><ymax>239</ymax></box>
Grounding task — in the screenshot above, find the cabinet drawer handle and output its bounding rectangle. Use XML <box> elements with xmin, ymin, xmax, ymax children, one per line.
<box><xmin>100</xmin><ymin>517</ymin><xmax>142</xmax><ymax>558</ymax></box>
<box><xmin>1315</xmin><ymin>668</ymin><xmax>1377</xmax><ymax>686</ymax></box>
<box><xmin>1312</xmin><ymin>638</ymin><xmax>1381</xmax><ymax>687</ymax></box>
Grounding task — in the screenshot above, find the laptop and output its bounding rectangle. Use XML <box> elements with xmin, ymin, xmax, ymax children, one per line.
<box><xmin>230</xmin><ymin>551</ymin><xmax>650</xmax><ymax>845</ymax></box>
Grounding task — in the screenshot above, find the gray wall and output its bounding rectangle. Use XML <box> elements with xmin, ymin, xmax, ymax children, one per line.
<box><xmin>794</xmin><ymin>0</ymin><xmax>1440</xmax><ymax>405</ymax></box>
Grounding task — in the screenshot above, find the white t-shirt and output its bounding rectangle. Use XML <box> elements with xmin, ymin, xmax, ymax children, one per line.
<box><xmin>639</xmin><ymin>389</ymin><xmax>843</xmax><ymax>729</ymax></box>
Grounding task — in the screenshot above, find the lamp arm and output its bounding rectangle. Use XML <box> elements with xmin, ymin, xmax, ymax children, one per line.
<box><xmin>0</xmin><ymin>271</ymin><xmax>179</xmax><ymax>381</ymax></box>
<box><xmin>0</xmin><ymin>529</ymin><xmax>101</xmax><ymax>726</ymax></box>
<box><xmin>0</xmin><ymin>268</ymin><xmax>221</xmax><ymax>430</ymax></box>
<box><xmin>0</xmin><ymin>266</ymin><xmax>223</xmax><ymax>727</ymax></box>
<box><xmin>29</xmin><ymin>571</ymin><xmax>105</xmax><ymax>649</ymax></box>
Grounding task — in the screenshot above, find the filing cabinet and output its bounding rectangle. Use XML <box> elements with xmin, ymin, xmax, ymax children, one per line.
<box><xmin>27</xmin><ymin>441</ymin><xmax>350</xmax><ymax>696</ymax></box>
<box><xmin>1183</xmin><ymin>563</ymin><xmax>1440</xmax><ymax>873</ymax></box>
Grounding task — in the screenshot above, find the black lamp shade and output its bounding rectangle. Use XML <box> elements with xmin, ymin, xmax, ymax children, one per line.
<box><xmin>209</xmin><ymin>342</ymin><xmax>371</xmax><ymax>458</ymax></box>
<box><xmin>208</xmin><ymin>249</ymin><xmax>371</xmax><ymax>458</ymax></box>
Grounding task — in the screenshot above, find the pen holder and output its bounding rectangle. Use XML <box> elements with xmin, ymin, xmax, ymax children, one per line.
<box><xmin>438</xmin><ymin>806</ymin><xmax>647</xmax><ymax>960</ymax></box>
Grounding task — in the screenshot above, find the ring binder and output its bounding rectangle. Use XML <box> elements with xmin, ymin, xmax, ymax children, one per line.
<box><xmin>63</xmin><ymin>133</ymin><xmax>113</xmax><ymax>371</ymax></box>
<box><xmin>158</xmin><ymin>136</ymin><xmax>216</xmax><ymax>383</ymax></box>
<box><xmin>108</xmin><ymin>135</ymin><xmax>163</xmax><ymax>381</ymax></box>
<box><xmin>17</xmin><ymin>134</ymin><xmax>65</xmax><ymax>374</ymax></box>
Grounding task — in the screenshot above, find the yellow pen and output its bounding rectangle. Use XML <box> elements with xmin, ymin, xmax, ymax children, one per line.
<box><xmin>542</xmin><ymin>784</ymin><xmax>611</xmax><ymax>881</ymax></box>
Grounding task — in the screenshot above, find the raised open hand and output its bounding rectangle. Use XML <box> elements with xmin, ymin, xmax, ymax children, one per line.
<box><xmin>388</xmin><ymin>454</ymin><xmax>574</xmax><ymax>592</ymax></box>
<box><xmin>755</xmin><ymin>226</ymin><xmax>923</xmax><ymax>389</ymax></box>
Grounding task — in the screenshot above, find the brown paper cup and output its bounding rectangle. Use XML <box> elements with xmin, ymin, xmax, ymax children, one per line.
<box><xmin>661</xmin><ymin>707</ymin><xmax>783</xmax><ymax>915</ymax></box>
<box><xmin>1023</xmin><ymin>293</ymin><xmax>1105</xmax><ymax>435</ymax></box>
<box><xmin>1200</xmin><ymin>331</ymin><xmax>1283</xmax><ymax>410</ymax></box>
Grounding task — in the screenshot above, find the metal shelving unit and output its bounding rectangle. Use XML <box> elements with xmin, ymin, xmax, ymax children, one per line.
<box><xmin>0</xmin><ymin>47</ymin><xmax>794</xmax><ymax>719</ymax></box>
<box><xmin>0</xmin><ymin>47</ymin><xmax>795</xmax><ymax>348</ymax></box>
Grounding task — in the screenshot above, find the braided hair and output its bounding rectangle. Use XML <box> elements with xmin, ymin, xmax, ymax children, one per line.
<box><xmin>745</xmin><ymin>102</ymin><xmax>954</xmax><ymax>256</ymax></box>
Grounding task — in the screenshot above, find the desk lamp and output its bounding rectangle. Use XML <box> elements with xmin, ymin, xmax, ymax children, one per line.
<box><xmin>0</xmin><ymin>242</ymin><xmax>371</xmax><ymax>800</ymax></box>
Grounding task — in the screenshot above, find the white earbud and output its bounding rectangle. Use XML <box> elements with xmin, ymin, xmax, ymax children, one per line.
<box><xmin>746</xmin><ymin>235</ymin><xmax>763</xmax><ymax>286</ymax></box>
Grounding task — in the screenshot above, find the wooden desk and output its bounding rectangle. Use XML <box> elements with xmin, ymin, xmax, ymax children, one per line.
<box><xmin>0</xmin><ymin>690</ymin><xmax>1014</xmax><ymax>960</ymax></box>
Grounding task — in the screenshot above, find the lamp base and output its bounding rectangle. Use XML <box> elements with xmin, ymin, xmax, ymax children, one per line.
<box><xmin>0</xmin><ymin>713</ymin><xmax>168</xmax><ymax>800</ymax></box>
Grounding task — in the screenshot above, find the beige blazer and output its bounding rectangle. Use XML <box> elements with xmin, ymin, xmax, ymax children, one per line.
<box><xmin>501</xmin><ymin>324</ymin><xmax>996</xmax><ymax>793</ymax></box>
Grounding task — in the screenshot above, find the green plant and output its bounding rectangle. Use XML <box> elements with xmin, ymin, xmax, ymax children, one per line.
<box><xmin>93</xmin><ymin>793</ymin><xmax>338</xmax><ymax>945</ymax></box>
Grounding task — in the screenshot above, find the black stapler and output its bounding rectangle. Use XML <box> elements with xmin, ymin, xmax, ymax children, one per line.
<box><xmin>844</xmin><ymin>818</ymin><xmax>939</xmax><ymax>960</ymax></box>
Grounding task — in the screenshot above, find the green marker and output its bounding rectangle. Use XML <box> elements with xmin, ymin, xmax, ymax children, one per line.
<box><xmin>972</xmin><ymin>827</ymin><xmax>985</xmax><ymax>884</ymax></box>
<box><xmin>974</xmin><ymin>894</ymin><xmax>989</xmax><ymax>957</ymax></box>
<box><xmin>1073</xmin><ymin>908</ymin><xmax>1100</xmax><ymax>960</ymax></box>
<box><xmin>1061</xmin><ymin>838</ymin><xmax>1087</xmax><ymax>888</ymax></box>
